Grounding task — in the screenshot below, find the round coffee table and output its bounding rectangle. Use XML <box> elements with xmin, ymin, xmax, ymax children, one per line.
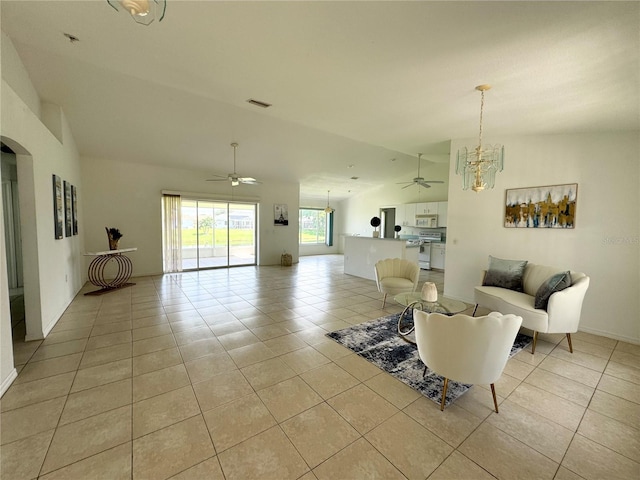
<box><xmin>394</xmin><ymin>292</ymin><xmax>468</xmax><ymax>342</ymax></box>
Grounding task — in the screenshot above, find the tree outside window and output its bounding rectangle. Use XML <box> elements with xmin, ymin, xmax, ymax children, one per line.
<box><xmin>299</xmin><ymin>209</ymin><xmax>327</xmax><ymax>244</ymax></box>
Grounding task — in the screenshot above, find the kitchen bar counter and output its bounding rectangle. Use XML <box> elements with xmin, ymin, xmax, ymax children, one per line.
<box><xmin>344</xmin><ymin>236</ymin><xmax>419</xmax><ymax>281</ymax></box>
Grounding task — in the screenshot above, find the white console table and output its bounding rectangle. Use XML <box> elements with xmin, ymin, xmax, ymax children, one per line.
<box><xmin>83</xmin><ymin>248</ymin><xmax>137</xmax><ymax>295</ymax></box>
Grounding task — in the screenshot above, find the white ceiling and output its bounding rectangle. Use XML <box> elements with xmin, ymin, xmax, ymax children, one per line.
<box><xmin>2</xmin><ymin>1</ymin><xmax>638</xmax><ymax>201</ymax></box>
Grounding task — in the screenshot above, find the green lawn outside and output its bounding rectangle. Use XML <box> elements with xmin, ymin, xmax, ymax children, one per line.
<box><xmin>182</xmin><ymin>228</ymin><xmax>255</xmax><ymax>247</ymax></box>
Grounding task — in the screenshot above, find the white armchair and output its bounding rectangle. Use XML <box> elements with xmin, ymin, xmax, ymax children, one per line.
<box><xmin>374</xmin><ymin>258</ymin><xmax>420</xmax><ymax>308</ymax></box>
<box><xmin>414</xmin><ymin>310</ymin><xmax>523</xmax><ymax>412</ymax></box>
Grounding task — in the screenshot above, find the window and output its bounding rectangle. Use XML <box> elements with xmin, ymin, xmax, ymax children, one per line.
<box><xmin>299</xmin><ymin>209</ymin><xmax>327</xmax><ymax>244</ymax></box>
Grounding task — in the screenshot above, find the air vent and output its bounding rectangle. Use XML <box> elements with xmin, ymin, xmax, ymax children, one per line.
<box><xmin>246</xmin><ymin>99</ymin><xmax>272</xmax><ymax>108</ymax></box>
<box><xmin>350</xmin><ymin>176</ymin><xmax>359</xmax><ymax>180</ymax></box>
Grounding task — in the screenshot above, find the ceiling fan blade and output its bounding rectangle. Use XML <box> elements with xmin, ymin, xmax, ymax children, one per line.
<box><xmin>240</xmin><ymin>179</ymin><xmax>261</xmax><ymax>185</ymax></box>
<box><xmin>417</xmin><ymin>182</ymin><xmax>432</xmax><ymax>188</ymax></box>
<box><xmin>206</xmin><ymin>178</ymin><xmax>229</xmax><ymax>182</ymax></box>
<box><xmin>401</xmin><ymin>183</ymin><xmax>414</xmax><ymax>189</ymax></box>
<box><xmin>423</xmin><ymin>180</ymin><xmax>444</xmax><ymax>184</ymax></box>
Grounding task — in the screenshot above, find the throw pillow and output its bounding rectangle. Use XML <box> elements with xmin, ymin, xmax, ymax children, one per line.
<box><xmin>482</xmin><ymin>256</ymin><xmax>528</xmax><ymax>292</ymax></box>
<box><xmin>535</xmin><ymin>271</ymin><xmax>572</xmax><ymax>310</ymax></box>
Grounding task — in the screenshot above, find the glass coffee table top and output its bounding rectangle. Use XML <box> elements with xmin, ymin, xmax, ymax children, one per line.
<box><xmin>394</xmin><ymin>292</ymin><xmax>469</xmax><ymax>342</ymax></box>
<box><xmin>394</xmin><ymin>292</ymin><xmax>468</xmax><ymax>315</ymax></box>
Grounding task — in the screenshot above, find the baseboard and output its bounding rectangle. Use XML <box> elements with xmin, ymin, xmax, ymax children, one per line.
<box><xmin>578</xmin><ymin>325</ymin><xmax>640</xmax><ymax>345</ymax></box>
<box><xmin>1</xmin><ymin>368</ymin><xmax>18</xmax><ymax>396</ymax></box>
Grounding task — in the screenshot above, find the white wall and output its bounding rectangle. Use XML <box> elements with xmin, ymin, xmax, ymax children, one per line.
<box><xmin>1</xmin><ymin>33</ymin><xmax>85</xmax><ymax>394</ymax></box>
<box><xmin>445</xmin><ymin>132</ymin><xmax>639</xmax><ymax>343</ymax></box>
<box><xmin>81</xmin><ymin>157</ymin><xmax>300</xmax><ymax>275</ymax></box>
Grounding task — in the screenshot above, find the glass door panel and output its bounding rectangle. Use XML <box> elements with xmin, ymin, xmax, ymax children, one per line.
<box><xmin>228</xmin><ymin>203</ymin><xmax>256</xmax><ymax>266</ymax></box>
<box><xmin>181</xmin><ymin>199</ymin><xmax>197</xmax><ymax>271</ymax></box>
<box><xmin>180</xmin><ymin>199</ymin><xmax>256</xmax><ymax>270</ymax></box>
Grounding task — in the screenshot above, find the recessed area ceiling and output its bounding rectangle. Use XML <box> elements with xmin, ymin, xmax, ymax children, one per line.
<box><xmin>1</xmin><ymin>1</ymin><xmax>638</xmax><ymax>201</ymax></box>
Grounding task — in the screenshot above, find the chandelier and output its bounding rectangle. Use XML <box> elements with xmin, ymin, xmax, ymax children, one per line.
<box><xmin>107</xmin><ymin>0</ymin><xmax>166</xmax><ymax>26</ymax></box>
<box><xmin>324</xmin><ymin>190</ymin><xmax>334</xmax><ymax>213</ymax></box>
<box><xmin>456</xmin><ymin>85</ymin><xmax>504</xmax><ymax>192</ymax></box>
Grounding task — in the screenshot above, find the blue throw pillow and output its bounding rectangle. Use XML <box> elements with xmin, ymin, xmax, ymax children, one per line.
<box><xmin>482</xmin><ymin>256</ymin><xmax>528</xmax><ymax>292</ymax></box>
<box><xmin>535</xmin><ymin>271</ymin><xmax>572</xmax><ymax>310</ymax></box>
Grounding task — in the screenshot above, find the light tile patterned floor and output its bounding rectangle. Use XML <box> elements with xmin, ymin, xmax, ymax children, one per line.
<box><xmin>2</xmin><ymin>255</ymin><xmax>639</xmax><ymax>479</ymax></box>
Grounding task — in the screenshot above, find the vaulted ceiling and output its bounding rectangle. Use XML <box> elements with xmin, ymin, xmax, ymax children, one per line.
<box><xmin>2</xmin><ymin>1</ymin><xmax>638</xmax><ymax>201</ymax></box>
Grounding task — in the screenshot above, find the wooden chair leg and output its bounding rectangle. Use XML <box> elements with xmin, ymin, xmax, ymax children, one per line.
<box><xmin>566</xmin><ymin>333</ymin><xmax>573</xmax><ymax>353</ymax></box>
<box><xmin>472</xmin><ymin>304</ymin><xmax>479</xmax><ymax>316</ymax></box>
<box><xmin>423</xmin><ymin>365</ymin><xmax>427</xmax><ymax>377</ymax></box>
<box><xmin>531</xmin><ymin>331</ymin><xmax>538</xmax><ymax>354</ymax></box>
<box><xmin>440</xmin><ymin>378</ymin><xmax>448</xmax><ymax>411</ymax></box>
<box><xmin>491</xmin><ymin>383</ymin><xmax>499</xmax><ymax>413</ymax></box>
<box><xmin>382</xmin><ymin>293</ymin><xmax>387</xmax><ymax>308</ymax></box>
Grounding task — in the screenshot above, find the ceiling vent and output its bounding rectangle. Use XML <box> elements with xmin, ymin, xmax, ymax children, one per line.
<box><xmin>246</xmin><ymin>99</ymin><xmax>272</xmax><ymax>109</ymax></box>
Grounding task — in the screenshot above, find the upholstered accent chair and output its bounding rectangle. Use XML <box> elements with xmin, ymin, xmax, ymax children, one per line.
<box><xmin>414</xmin><ymin>310</ymin><xmax>523</xmax><ymax>412</ymax></box>
<box><xmin>374</xmin><ymin>258</ymin><xmax>420</xmax><ymax>308</ymax></box>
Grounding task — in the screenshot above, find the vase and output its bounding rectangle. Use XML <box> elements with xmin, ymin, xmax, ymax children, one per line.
<box><xmin>421</xmin><ymin>282</ymin><xmax>438</xmax><ymax>302</ymax></box>
<box><xmin>109</xmin><ymin>239</ymin><xmax>119</xmax><ymax>250</ymax></box>
<box><xmin>373</xmin><ymin>231</ymin><xmax>379</xmax><ymax>238</ymax></box>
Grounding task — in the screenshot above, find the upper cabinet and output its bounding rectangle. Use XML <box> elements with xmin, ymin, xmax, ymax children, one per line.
<box><xmin>415</xmin><ymin>202</ymin><xmax>438</xmax><ymax>215</ymax></box>
<box><xmin>394</xmin><ymin>204</ymin><xmax>406</xmax><ymax>227</ymax></box>
<box><xmin>405</xmin><ymin>203</ymin><xmax>417</xmax><ymax>224</ymax></box>
<box><xmin>437</xmin><ymin>202</ymin><xmax>448</xmax><ymax>227</ymax></box>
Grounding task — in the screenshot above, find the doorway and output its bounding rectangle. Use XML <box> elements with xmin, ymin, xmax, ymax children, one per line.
<box><xmin>380</xmin><ymin>207</ymin><xmax>396</xmax><ymax>239</ymax></box>
<box><xmin>1</xmin><ymin>145</ymin><xmax>25</xmax><ymax>337</ymax></box>
<box><xmin>181</xmin><ymin>199</ymin><xmax>257</xmax><ymax>270</ymax></box>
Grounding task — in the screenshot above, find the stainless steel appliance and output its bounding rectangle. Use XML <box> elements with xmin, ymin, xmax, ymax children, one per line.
<box><xmin>418</xmin><ymin>232</ymin><xmax>442</xmax><ymax>270</ymax></box>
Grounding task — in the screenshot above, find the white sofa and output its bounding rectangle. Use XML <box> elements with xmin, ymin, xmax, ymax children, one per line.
<box><xmin>473</xmin><ymin>263</ymin><xmax>590</xmax><ymax>354</ymax></box>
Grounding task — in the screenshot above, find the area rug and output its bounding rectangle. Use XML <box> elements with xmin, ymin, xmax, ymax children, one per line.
<box><xmin>326</xmin><ymin>311</ymin><xmax>532</xmax><ymax>407</ymax></box>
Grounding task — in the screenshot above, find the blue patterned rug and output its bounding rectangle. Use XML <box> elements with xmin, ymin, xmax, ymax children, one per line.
<box><xmin>326</xmin><ymin>311</ymin><xmax>532</xmax><ymax>407</ymax></box>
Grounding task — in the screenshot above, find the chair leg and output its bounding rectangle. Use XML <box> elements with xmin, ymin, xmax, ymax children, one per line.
<box><xmin>440</xmin><ymin>378</ymin><xmax>448</xmax><ymax>411</ymax></box>
<box><xmin>566</xmin><ymin>333</ymin><xmax>573</xmax><ymax>353</ymax></box>
<box><xmin>472</xmin><ymin>304</ymin><xmax>479</xmax><ymax>316</ymax></box>
<box><xmin>423</xmin><ymin>365</ymin><xmax>427</xmax><ymax>377</ymax></box>
<box><xmin>382</xmin><ymin>293</ymin><xmax>387</xmax><ymax>308</ymax></box>
<box><xmin>531</xmin><ymin>331</ymin><xmax>538</xmax><ymax>354</ymax></box>
<box><xmin>490</xmin><ymin>383</ymin><xmax>499</xmax><ymax>413</ymax></box>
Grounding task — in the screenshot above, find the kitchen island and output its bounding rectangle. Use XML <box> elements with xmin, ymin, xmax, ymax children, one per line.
<box><xmin>344</xmin><ymin>236</ymin><xmax>419</xmax><ymax>281</ymax></box>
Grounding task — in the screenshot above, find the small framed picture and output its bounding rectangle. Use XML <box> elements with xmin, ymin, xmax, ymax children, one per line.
<box><xmin>52</xmin><ymin>174</ymin><xmax>63</xmax><ymax>239</ymax></box>
<box><xmin>274</xmin><ymin>204</ymin><xmax>288</xmax><ymax>226</ymax></box>
<box><xmin>72</xmin><ymin>185</ymin><xmax>78</xmax><ymax>235</ymax></box>
<box><xmin>64</xmin><ymin>180</ymin><xmax>72</xmax><ymax>237</ymax></box>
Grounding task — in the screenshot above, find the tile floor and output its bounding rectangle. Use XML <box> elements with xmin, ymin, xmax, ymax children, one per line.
<box><xmin>2</xmin><ymin>255</ymin><xmax>639</xmax><ymax>479</ymax></box>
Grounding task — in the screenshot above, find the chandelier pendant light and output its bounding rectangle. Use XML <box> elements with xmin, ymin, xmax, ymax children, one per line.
<box><xmin>456</xmin><ymin>85</ymin><xmax>504</xmax><ymax>192</ymax></box>
<box><xmin>324</xmin><ymin>190</ymin><xmax>334</xmax><ymax>213</ymax></box>
<box><xmin>107</xmin><ymin>0</ymin><xmax>166</xmax><ymax>26</ymax></box>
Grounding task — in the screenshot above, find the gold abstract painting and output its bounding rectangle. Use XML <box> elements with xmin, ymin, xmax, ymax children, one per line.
<box><xmin>505</xmin><ymin>183</ymin><xmax>577</xmax><ymax>228</ymax></box>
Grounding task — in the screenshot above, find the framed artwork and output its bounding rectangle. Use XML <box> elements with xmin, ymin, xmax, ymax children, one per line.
<box><xmin>274</xmin><ymin>204</ymin><xmax>288</xmax><ymax>226</ymax></box>
<box><xmin>64</xmin><ymin>180</ymin><xmax>72</xmax><ymax>237</ymax></box>
<box><xmin>52</xmin><ymin>174</ymin><xmax>63</xmax><ymax>239</ymax></box>
<box><xmin>72</xmin><ymin>184</ymin><xmax>78</xmax><ymax>235</ymax></box>
<box><xmin>505</xmin><ymin>183</ymin><xmax>578</xmax><ymax>229</ymax></box>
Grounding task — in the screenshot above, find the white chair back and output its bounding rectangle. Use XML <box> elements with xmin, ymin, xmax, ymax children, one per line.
<box><xmin>414</xmin><ymin>310</ymin><xmax>522</xmax><ymax>385</ymax></box>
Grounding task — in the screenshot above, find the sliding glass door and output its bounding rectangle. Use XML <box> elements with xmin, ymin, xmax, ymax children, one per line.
<box><xmin>181</xmin><ymin>199</ymin><xmax>256</xmax><ymax>270</ymax></box>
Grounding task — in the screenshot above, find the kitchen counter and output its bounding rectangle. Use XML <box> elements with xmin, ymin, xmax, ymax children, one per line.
<box><xmin>344</xmin><ymin>236</ymin><xmax>419</xmax><ymax>281</ymax></box>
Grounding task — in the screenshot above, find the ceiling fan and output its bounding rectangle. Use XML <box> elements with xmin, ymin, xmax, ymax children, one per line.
<box><xmin>206</xmin><ymin>142</ymin><xmax>261</xmax><ymax>186</ymax></box>
<box><xmin>396</xmin><ymin>153</ymin><xmax>444</xmax><ymax>189</ymax></box>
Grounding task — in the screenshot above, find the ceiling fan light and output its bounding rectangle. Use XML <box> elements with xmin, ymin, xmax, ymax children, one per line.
<box><xmin>107</xmin><ymin>0</ymin><xmax>166</xmax><ymax>25</ymax></box>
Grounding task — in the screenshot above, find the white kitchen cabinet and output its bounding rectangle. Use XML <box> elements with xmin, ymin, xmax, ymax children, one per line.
<box><xmin>431</xmin><ymin>243</ymin><xmax>446</xmax><ymax>270</ymax></box>
<box><xmin>415</xmin><ymin>202</ymin><xmax>438</xmax><ymax>215</ymax></box>
<box><xmin>437</xmin><ymin>202</ymin><xmax>448</xmax><ymax>227</ymax></box>
<box><xmin>404</xmin><ymin>203</ymin><xmax>416</xmax><ymax>226</ymax></box>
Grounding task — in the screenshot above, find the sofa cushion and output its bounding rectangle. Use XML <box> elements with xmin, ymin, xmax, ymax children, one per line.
<box><xmin>534</xmin><ymin>271</ymin><xmax>572</xmax><ymax>310</ymax></box>
<box><xmin>474</xmin><ymin>286</ymin><xmax>549</xmax><ymax>332</ymax></box>
<box><xmin>482</xmin><ymin>256</ymin><xmax>528</xmax><ymax>292</ymax></box>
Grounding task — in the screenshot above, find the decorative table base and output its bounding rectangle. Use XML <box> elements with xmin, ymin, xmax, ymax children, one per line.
<box><xmin>83</xmin><ymin>248</ymin><xmax>137</xmax><ymax>296</ymax></box>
